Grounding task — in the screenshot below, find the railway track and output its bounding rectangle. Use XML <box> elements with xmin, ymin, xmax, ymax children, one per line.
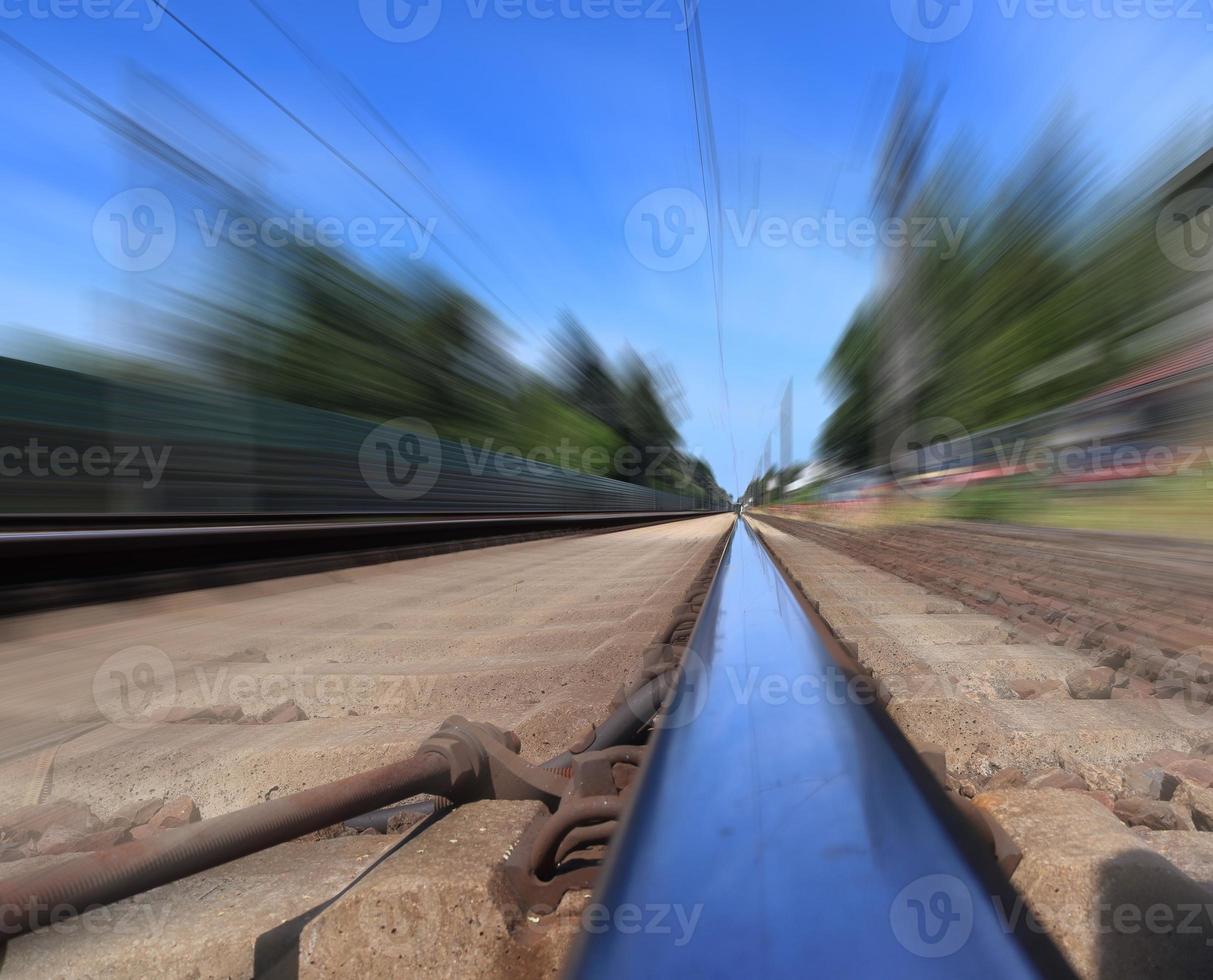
<box><xmin>0</xmin><ymin>514</ymin><xmax>732</xmax><ymax>976</ymax></box>
<box><xmin>1</xmin><ymin>511</ymin><xmax>1208</xmax><ymax>976</ymax></box>
<box><xmin>747</xmin><ymin>511</ymin><xmax>1213</xmax><ymax>977</ymax></box>
<box><xmin>570</xmin><ymin>518</ymin><xmax>1065</xmax><ymax>977</ymax></box>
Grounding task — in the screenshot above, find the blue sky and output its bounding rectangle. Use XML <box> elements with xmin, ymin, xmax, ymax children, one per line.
<box><xmin>3</xmin><ymin>0</ymin><xmax>1213</xmax><ymax>495</ymax></box>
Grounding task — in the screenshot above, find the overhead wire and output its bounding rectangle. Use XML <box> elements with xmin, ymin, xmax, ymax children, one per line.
<box><xmin>245</xmin><ymin>0</ymin><xmax>547</xmax><ymax>332</ymax></box>
<box><xmin>679</xmin><ymin>0</ymin><xmax>739</xmax><ymax>498</ymax></box>
<box><xmin>144</xmin><ymin>0</ymin><xmax>532</xmax><ymax>334</ymax></box>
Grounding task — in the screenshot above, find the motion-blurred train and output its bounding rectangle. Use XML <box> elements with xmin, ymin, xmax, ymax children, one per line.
<box><xmin>0</xmin><ymin>359</ymin><xmax>728</xmax><ymax>518</ymax></box>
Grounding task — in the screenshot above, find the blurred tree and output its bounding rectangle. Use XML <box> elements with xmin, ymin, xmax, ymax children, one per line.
<box><xmin>819</xmin><ymin>88</ymin><xmax>1197</xmax><ymax>471</ymax></box>
<box><xmin>29</xmin><ymin>65</ymin><xmax>730</xmax><ymax>505</ymax></box>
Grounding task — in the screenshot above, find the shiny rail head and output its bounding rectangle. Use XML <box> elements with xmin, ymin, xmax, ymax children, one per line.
<box><xmin>568</xmin><ymin>518</ymin><xmax>1064</xmax><ymax>979</ymax></box>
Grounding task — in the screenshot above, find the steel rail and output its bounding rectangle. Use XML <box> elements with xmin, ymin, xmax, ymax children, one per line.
<box><xmin>0</xmin><ymin>512</ymin><xmax>706</xmax><ymax>548</ymax></box>
<box><xmin>568</xmin><ymin>517</ymin><xmax>1070</xmax><ymax>978</ymax></box>
<box><xmin>0</xmin><ymin>511</ymin><xmax>708</xmax><ymax>617</ymax></box>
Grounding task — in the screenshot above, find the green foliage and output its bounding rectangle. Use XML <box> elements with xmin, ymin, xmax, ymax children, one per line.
<box><xmin>35</xmin><ymin>70</ymin><xmax>731</xmax><ymax>505</ymax></box>
<box><xmin>181</xmin><ymin>238</ymin><xmax>725</xmax><ymax>499</ymax></box>
<box><xmin>510</xmin><ymin>383</ymin><xmax>625</xmax><ymax>478</ymax></box>
<box><xmin>819</xmin><ymin>99</ymin><xmax>1195</xmax><ymax>469</ymax></box>
<box><xmin>943</xmin><ymin>481</ymin><xmax>1035</xmax><ymax>523</ymax></box>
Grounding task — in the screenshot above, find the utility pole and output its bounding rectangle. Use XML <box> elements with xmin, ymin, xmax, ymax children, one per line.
<box><xmin>780</xmin><ymin>378</ymin><xmax>793</xmax><ymax>482</ymax></box>
<box><xmin>871</xmin><ymin>69</ymin><xmax>940</xmax><ymax>472</ymax></box>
